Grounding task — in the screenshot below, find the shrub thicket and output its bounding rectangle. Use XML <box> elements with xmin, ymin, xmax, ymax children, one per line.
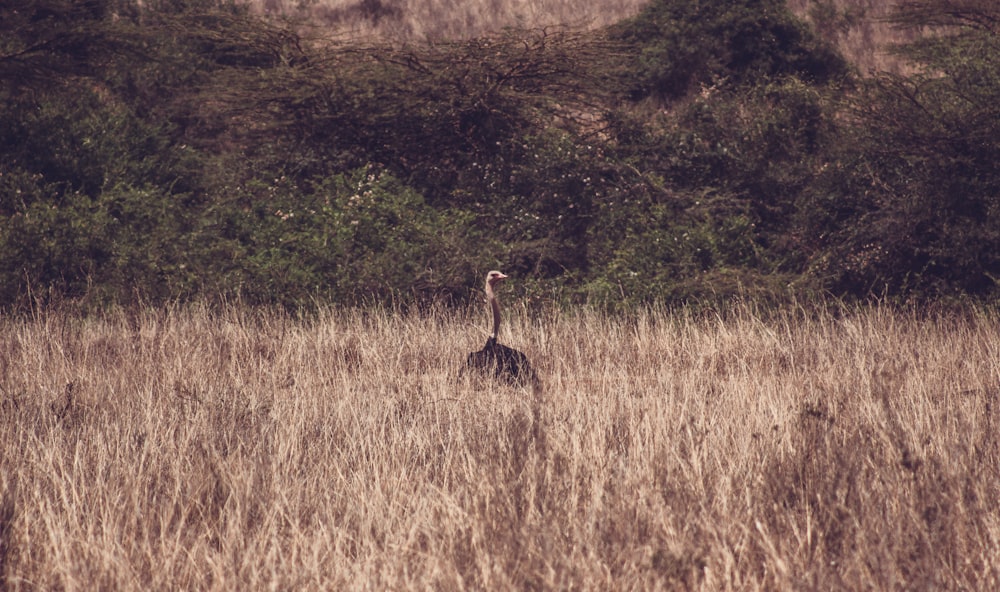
<box><xmin>802</xmin><ymin>0</ymin><xmax>1000</xmax><ymax>296</ymax></box>
<box><xmin>1</xmin><ymin>0</ymin><xmax>997</xmax><ymax>309</ymax></box>
<box><xmin>611</xmin><ymin>0</ymin><xmax>850</xmax><ymax>101</ymax></box>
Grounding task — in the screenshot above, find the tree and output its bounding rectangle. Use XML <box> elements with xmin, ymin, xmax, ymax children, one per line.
<box><xmin>804</xmin><ymin>0</ymin><xmax>1000</xmax><ymax>296</ymax></box>
<box><xmin>612</xmin><ymin>0</ymin><xmax>849</xmax><ymax>101</ymax></box>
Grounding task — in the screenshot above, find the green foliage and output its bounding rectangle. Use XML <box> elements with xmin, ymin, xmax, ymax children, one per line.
<box><xmin>0</xmin><ymin>0</ymin><xmax>123</xmax><ymax>91</ymax></box>
<box><xmin>2</xmin><ymin>0</ymin><xmax>999</xmax><ymax>309</ymax></box>
<box><xmin>591</xmin><ymin>77</ymin><xmax>836</xmax><ymax>304</ymax></box>
<box><xmin>204</xmin><ymin>168</ymin><xmax>477</xmax><ymax>305</ymax></box>
<box><xmin>0</xmin><ymin>183</ymin><xmax>193</xmax><ymax>305</ymax></box>
<box><xmin>801</xmin><ymin>0</ymin><xmax>1000</xmax><ymax>297</ymax></box>
<box><xmin>613</xmin><ymin>0</ymin><xmax>850</xmax><ymax>101</ymax></box>
<box><xmin>205</xmin><ymin>28</ymin><xmax>622</xmax><ymax>198</ymax></box>
<box><xmin>468</xmin><ymin>130</ymin><xmax>608</xmax><ymax>279</ymax></box>
<box><xmin>0</xmin><ymin>90</ymin><xmax>184</xmax><ymax>198</ymax></box>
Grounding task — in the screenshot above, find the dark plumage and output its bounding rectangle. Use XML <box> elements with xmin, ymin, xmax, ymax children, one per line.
<box><xmin>465</xmin><ymin>271</ymin><xmax>536</xmax><ymax>385</ymax></box>
<box><xmin>467</xmin><ymin>336</ymin><xmax>534</xmax><ymax>384</ymax></box>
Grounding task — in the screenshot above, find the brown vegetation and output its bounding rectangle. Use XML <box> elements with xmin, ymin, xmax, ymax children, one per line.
<box><xmin>787</xmin><ymin>0</ymin><xmax>925</xmax><ymax>73</ymax></box>
<box><xmin>264</xmin><ymin>0</ymin><xmax>916</xmax><ymax>74</ymax></box>
<box><xmin>2</xmin><ymin>303</ymin><xmax>998</xmax><ymax>589</ymax></box>
<box><xmin>262</xmin><ymin>0</ymin><xmax>646</xmax><ymax>39</ymax></box>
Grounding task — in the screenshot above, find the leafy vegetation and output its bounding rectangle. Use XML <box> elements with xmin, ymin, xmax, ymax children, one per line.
<box><xmin>1</xmin><ymin>0</ymin><xmax>998</xmax><ymax>309</ymax></box>
<box><xmin>805</xmin><ymin>0</ymin><xmax>1000</xmax><ymax>296</ymax></box>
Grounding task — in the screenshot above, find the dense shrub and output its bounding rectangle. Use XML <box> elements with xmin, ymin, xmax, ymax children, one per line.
<box><xmin>613</xmin><ymin>0</ymin><xmax>850</xmax><ymax>101</ymax></box>
<box><xmin>800</xmin><ymin>0</ymin><xmax>1000</xmax><ymax>297</ymax></box>
<box><xmin>1</xmin><ymin>0</ymin><xmax>998</xmax><ymax>309</ymax></box>
<box><xmin>200</xmin><ymin>168</ymin><xmax>479</xmax><ymax>305</ymax></box>
<box><xmin>589</xmin><ymin>76</ymin><xmax>837</xmax><ymax>304</ymax></box>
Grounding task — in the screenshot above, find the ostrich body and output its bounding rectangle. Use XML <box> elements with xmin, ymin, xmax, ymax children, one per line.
<box><xmin>466</xmin><ymin>271</ymin><xmax>535</xmax><ymax>384</ymax></box>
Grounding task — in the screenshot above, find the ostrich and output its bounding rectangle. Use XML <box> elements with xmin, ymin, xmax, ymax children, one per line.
<box><xmin>466</xmin><ymin>271</ymin><xmax>535</xmax><ymax>385</ymax></box>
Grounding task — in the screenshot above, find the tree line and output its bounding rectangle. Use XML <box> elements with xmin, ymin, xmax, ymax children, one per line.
<box><xmin>2</xmin><ymin>0</ymin><xmax>998</xmax><ymax>309</ymax></box>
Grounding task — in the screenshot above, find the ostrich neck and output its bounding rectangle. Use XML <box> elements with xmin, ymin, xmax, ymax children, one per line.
<box><xmin>486</xmin><ymin>284</ymin><xmax>501</xmax><ymax>340</ymax></box>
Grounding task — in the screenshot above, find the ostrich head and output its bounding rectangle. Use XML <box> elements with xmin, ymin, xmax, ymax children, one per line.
<box><xmin>486</xmin><ymin>270</ymin><xmax>508</xmax><ymax>288</ymax></box>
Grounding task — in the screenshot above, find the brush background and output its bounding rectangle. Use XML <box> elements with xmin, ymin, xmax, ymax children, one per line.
<box><xmin>4</xmin><ymin>0</ymin><xmax>998</xmax><ymax>307</ymax></box>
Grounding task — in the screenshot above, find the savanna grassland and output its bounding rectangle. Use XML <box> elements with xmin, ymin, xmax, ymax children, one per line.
<box><xmin>3</xmin><ymin>2</ymin><xmax>1000</xmax><ymax>588</ymax></box>
<box><xmin>2</xmin><ymin>303</ymin><xmax>999</xmax><ymax>589</ymax></box>
<box><xmin>263</xmin><ymin>0</ymin><xmax>648</xmax><ymax>40</ymax></box>
<box><xmin>265</xmin><ymin>0</ymin><xmax>916</xmax><ymax>73</ymax></box>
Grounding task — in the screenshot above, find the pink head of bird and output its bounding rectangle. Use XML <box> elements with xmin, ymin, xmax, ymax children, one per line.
<box><xmin>486</xmin><ymin>271</ymin><xmax>508</xmax><ymax>287</ymax></box>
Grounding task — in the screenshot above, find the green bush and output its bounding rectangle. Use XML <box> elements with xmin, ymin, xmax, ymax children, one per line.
<box><xmin>613</xmin><ymin>0</ymin><xmax>849</xmax><ymax>101</ymax></box>
<box><xmin>590</xmin><ymin>77</ymin><xmax>837</xmax><ymax>304</ymax></box>
<box><xmin>800</xmin><ymin>1</ymin><xmax>1000</xmax><ymax>297</ymax></box>
<box><xmin>3</xmin><ymin>0</ymin><xmax>998</xmax><ymax>309</ymax></box>
<box><xmin>189</xmin><ymin>167</ymin><xmax>481</xmax><ymax>307</ymax></box>
<box><xmin>0</xmin><ymin>182</ymin><xmax>196</xmax><ymax>306</ymax></box>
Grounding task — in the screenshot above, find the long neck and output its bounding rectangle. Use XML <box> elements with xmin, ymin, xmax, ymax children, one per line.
<box><xmin>486</xmin><ymin>283</ymin><xmax>501</xmax><ymax>340</ymax></box>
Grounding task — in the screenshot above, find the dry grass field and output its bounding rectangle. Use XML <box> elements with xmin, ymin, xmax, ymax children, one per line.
<box><xmin>2</xmin><ymin>301</ymin><xmax>999</xmax><ymax>589</ymax></box>
<box><xmin>264</xmin><ymin>0</ymin><xmax>916</xmax><ymax>73</ymax></box>
<box><xmin>262</xmin><ymin>0</ymin><xmax>647</xmax><ymax>39</ymax></box>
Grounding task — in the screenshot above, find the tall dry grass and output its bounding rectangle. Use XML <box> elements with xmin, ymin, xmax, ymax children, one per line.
<box><xmin>265</xmin><ymin>0</ymin><xmax>647</xmax><ymax>39</ymax></box>
<box><xmin>787</xmin><ymin>0</ymin><xmax>923</xmax><ymax>73</ymax></box>
<box><xmin>2</xmin><ymin>302</ymin><xmax>999</xmax><ymax>589</ymax></box>
<box><xmin>264</xmin><ymin>0</ymin><xmax>914</xmax><ymax>74</ymax></box>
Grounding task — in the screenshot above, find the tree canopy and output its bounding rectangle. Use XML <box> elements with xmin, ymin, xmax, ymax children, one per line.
<box><xmin>1</xmin><ymin>0</ymin><xmax>998</xmax><ymax>310</ymax></box>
